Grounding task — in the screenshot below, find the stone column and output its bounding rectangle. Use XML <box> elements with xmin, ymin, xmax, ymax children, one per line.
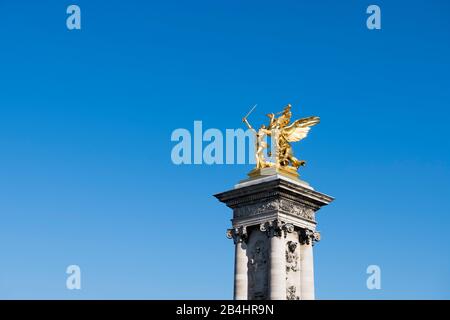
<box><xmin>262</xmin><ymin>220</ymin><xmax>286</xmax><ymax>300</ymax></box>
<box><xmin>215</xmin><ymin>175</ymin><xmax>334</xmax><ymax>301</ymax></box>
<box><xmin>227</xmin><ymin>227</ymin><xmax>248</xmax><ymax>300</ymax></box>
<box><xmin>300</xmin><ymin>229</ymin><xmax>320</xmax><ymax>300</ymax></box>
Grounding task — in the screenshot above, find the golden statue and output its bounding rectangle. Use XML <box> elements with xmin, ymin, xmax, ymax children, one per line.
<box><xmin>242</xmin><ymin>118</ymin><xmax>272</xmax><ymax>170</ymax></box>
<box><xmin>243</xmin><ymin>103</ymin><xmax>320</xmax><ymax>179</ymax></box>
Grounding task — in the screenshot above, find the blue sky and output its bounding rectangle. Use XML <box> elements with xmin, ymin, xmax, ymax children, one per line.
<box><xmin>0</xmin><ymin>0</ymin><xmax>449</xmax><ymax>299</ymax></box>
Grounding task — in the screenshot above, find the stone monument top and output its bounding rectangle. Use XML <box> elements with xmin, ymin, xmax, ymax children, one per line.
<box><xmin>215</xmin><ymin>103</ymin><xmax>334</xmax><ymax>300</ymax></box>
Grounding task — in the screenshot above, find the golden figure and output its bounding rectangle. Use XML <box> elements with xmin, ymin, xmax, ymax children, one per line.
<box><xmin>243</xmin><ymin>103</ymin><xmax>320</xmax><ymax>179</ymax></box>
<box><xmin>242</xmin><ymin>117</ymin><xmax>272</xmax><ymax>169</ymax></box>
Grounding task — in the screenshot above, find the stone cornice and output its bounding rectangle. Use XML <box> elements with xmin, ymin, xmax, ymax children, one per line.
<box><xmin>214</xmin><ymin>178</ymin><xmax>334</xmax><ymax>212</ymax></box>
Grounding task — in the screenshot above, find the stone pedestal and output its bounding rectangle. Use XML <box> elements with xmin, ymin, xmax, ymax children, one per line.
<box><xmin>215</xmin><ymin>174</ymin><xmax>333</xmax><ymax>300</ymax></box>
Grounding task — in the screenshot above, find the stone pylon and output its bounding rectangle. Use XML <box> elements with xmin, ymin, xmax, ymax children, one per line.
<box><xmin>214</xmin><ymin>174</ymin><xmax>333</xmax><ymax>300</ymax></box>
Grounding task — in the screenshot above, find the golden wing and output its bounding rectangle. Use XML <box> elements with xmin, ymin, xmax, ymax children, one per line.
<box><xmin>283</xmin><ymin>116</ymin><xmax>320</xmax><ymax>142</ymax></box>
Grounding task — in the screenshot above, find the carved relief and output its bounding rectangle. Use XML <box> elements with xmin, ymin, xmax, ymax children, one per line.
<box><xmin>248</xmin><ymin>239</ymin><xmax>268</xmax><ymax>300</ymax></box>
<box><xmin>234</xmin><ymin>199</ymin><xmax>316</xmax><ymax>221</ymax></box>
<box><xmin>285</xmin><ymin>235</ymin><xmax>300</xmax><ymax>300</ymax></box>
<box><xmin>285</xmin><ymin>241</ymin><xmax>299</xmax><ymax>272</ymax></box>
<box><xmin>287</xmin><ymin>285</ymin><xmax>300</xmax><ymax>300</ymax></box>
<box><xmin>279</xmin><ymin>199</ymin><xmax>315</xmax><ymax>221</ymax></box>
<box><xmin>234</xmin><ymin>200</ymin><xmax>278</xmax><ymax>219</ymax></box>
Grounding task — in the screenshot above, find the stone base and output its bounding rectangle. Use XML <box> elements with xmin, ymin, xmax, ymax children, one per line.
<box><xmin>247</xmin><ymin>166</ymin><xmax>300</xmax><ymax>181</ymax></box>
<box><xmin>237</xmin><ymin>171</ymin><xmax>313</xmax><ymax>191</ymax></box>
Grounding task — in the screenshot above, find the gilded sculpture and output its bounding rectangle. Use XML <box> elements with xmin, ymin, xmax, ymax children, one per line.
<box><xmin>242</xmin><ymin>103</ymin><xmax>320</xmax><ymax>179</ymax></box>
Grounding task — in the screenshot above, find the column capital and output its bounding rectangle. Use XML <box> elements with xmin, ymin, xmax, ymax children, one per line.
<box><xmin>299</xmin><ymin>228</ymin><xmax>321</xmax><ymax>245</ymax></box>
<box><xmin>226</xmin><ymin>226</ymin><xmax>248</xmax><ymax>244</ymax></box>
<box><xmin>259</xmin><ymin>220</ymin><xmax>295</xmax><ymax>238</ymax></box>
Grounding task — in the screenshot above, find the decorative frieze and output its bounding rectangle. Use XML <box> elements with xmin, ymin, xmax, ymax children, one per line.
<box><xmin>279</xmin><ymin>199</ymin><xmax>315</xmax><ymax>221</ymax></box>
<box><xmin>234</xmin><ymin>200</ymin><xmax>278</xmax><ymax>219</ymax></box>
<box><xmin>217</xmin><ymin>178</ymin><xmax>333</xmax><ymax>213</ymax></box>
<box><xmin>234</xmin><ymin>198</ymin><xmax>316</xmax><ymax>222</ymax></box>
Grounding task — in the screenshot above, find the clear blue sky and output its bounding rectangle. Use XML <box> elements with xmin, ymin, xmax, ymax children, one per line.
<box><xmin>0</xmin><ymin>0</ymin><xmax>449</xmax><ymax>299</ymax></box>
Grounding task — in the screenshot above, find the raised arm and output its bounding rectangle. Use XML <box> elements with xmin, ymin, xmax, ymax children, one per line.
<box><xmin>242</xmin><ymin>117</ymin><xmax>254</xmax><ymax>131</ymax></box>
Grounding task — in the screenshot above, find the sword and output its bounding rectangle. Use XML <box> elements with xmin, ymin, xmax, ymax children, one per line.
<box><xmin>243</xmin><ymin>104</ymin><xmax>257</xmax><ymax>119</ymax></box>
